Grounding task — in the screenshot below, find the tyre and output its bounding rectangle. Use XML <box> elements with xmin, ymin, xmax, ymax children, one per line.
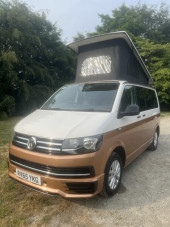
<box><xmin>102</xmin><ymin>152</ymin><xmax>122</xmax><ymax>197</ymax></box>
<box><xmin>148</xmin><ymin>129</ymin><xmax>159</xmax><ymax>151</ymax></box>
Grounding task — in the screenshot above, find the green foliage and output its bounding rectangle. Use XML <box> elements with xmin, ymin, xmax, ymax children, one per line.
<box><xmin>92</xmin><ymin>3</ymin><xmax>170</xmax><ymax>44</ymax></box>
<box><xmin>135</xmin><ymin>39</ymin><xmax>170</xmax><ymax>104</ymax></box>
<box><xmin>0</xmin><ymin>111</ymin><xmax>8</xmax><ymax>120</ymax></box>
<box><xmin>74</xmin><ymin>3</ymin><xmax>170</xmax><ymax>107</ymax></box>
<box><xmin>0</xmin><ymin>95</ymin><xmax>15</xmax><ymax>116</ymax></box>
<box><xmin>0</xmin><ymin>0</ymin><xmax>76</xmax><ymax>116</ymax></box>
<box><xmin>73</xmin><ymin>32</ymin><xmax>86</xmax><ymax>42</ymax></box>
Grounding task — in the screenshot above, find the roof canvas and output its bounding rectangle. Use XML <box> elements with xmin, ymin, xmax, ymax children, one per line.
<box><xmin>68</xmin><ymin>31</ymin><xmax>153</xmax><ymax>85</ymax></box>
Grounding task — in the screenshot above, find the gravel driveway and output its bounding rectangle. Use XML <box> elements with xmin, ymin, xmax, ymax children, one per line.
<box><xmin>32</xmin><ymin>116</ymin><xmax>170</xmax><ymax>227</ymax></box>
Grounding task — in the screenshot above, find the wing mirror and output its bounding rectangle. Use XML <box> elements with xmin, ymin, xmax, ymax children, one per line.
<box><xmin>118</xmin><ymin>104</ymin><xmax>140</xmax><ymax>119</ymax></box>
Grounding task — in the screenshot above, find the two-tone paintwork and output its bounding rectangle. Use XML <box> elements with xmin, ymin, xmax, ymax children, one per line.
<box><xmin>8</xmin><ymin>81</ymin><xmax>160</xmax><ymax>198</ymax></box>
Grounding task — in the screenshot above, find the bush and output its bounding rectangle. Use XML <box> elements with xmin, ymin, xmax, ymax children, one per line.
<box><xmin>0</xmin><ymin>111</ymin><xmax>8</xmax><ymax>120</ymax></box>
<box><xmin>0</xmin><ymin>96</ymin><xmax>15</xmax><ymax>117</ymax></box>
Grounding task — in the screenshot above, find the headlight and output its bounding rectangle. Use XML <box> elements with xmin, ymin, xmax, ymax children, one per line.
<box><xmin>62</xmin><ymin>135</ymin><xmax>103</xmax><ymax>155</ymax></box>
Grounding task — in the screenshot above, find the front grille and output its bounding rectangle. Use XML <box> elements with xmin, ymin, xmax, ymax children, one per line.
<box><xmin>12</xmin><ymin>132</ymin><xmax>63</xmax><ymax>155</ymax></box>
<box><xmin>9</xmin><ymin>154</ymin><xmax>95</xmax><ymax>179</ymax></box>
<box><xmin>65</xmin><ymin>182</ymin><xmax>98</xmax><ymax>194</ymax></box>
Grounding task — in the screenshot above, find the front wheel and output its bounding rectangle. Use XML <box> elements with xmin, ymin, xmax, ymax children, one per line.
<box><xmin>102</xmin><ymin>153</ymin><xmax>122</xmax><ymax>197</ymax></box>
<box><xmin>148</xmin><ymin>129</ymin><xmax>159</xmax><ymax>151</ymax></box>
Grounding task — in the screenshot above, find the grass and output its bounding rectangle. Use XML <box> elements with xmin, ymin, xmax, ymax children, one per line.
<box><xmin>160</xmin><ymin>111</ymin><xmax>170</xmax><ymax>118</ymax></box>
<box><xmin>0</xmin><ymin>117</ymin><xmax>69</xmax><ymax>227</ymax></box>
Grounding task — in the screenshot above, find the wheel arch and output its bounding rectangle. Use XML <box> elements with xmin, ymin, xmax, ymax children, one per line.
<box><xmin>113</xmin><ymin>146</ymin><xmax>126</xmax><ymax>167</ymax></box>
<box><xmin>102</xmin><ymin>146</ymin><xmax>125</xmax><ymax>196</ymax></box>
<box><xmin>103</xmin><ymin>145</ymin><xmax>126</xmax><ymax>168</ymax></box>
<box><xmin>156</xmin><ymin>125</ymin><xmax>160</xmax><ymax>137</ymax></box>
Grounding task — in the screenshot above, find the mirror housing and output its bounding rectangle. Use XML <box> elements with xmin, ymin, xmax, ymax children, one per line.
<box><xmin>118</xmin><ymin>104</ymin><xmax>140</xmax><ymax>119</ymax></box>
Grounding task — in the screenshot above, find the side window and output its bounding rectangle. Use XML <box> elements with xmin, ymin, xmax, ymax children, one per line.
<box><xmin>136</xmin><ymin>86</ymin><xmax>158</xmax><ymax>111</ymax></box>
<box><xmin>136</xmin><ymin>87</ymin><xmax>147</xmax><ymax>111</ymax></box>
<box><xmin>119</xmin><ymin>85</ymin><xmax>136</xmax><ymax>112</ymax></box>
<box><xmin>145</xmin><ymin>89</ymin><xmax>158</xmax><ymax>109</ymax></box>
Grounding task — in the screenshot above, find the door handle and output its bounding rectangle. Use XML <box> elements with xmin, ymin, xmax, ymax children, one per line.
<box><xmin>137</xmin><ymin>116</ymin><xmax>141</xmax><ymax>118</ymax></box>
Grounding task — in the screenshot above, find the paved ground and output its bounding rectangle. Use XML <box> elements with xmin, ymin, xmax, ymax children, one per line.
<box><xmin>30</xmin><ymin>117</ymin><xmax>170</xmax><ymax>227</ymax></box>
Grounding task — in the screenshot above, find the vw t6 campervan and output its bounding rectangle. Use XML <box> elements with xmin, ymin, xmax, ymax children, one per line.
<box><xmin>8</xmin><ymin>32</ymin><xmax>160</xmax><ymax>198</ymax></box>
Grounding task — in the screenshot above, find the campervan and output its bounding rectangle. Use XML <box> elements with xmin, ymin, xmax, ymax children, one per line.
<box><xmin>8</xmin><ymin>32</ymin><xmax>160</xmax><ymax>197</ymax></box>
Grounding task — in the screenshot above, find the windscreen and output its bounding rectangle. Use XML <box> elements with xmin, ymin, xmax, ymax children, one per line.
<box><xmin>41</xmin><ymin>83</ymin><xmax>119</xmax><ymax>112</ymax></box>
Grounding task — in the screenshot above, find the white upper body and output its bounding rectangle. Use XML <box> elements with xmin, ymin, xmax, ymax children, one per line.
<box><xmin>14</xmin><ymin>81</ymin><xmax>160</xmax><ymax>140</ymax></box>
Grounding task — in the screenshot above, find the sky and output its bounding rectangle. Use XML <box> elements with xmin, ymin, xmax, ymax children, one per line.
<box><xmin>22</xmin><ymin>0</ymin><xmax>170</xmax><ymax>44</ymax></box>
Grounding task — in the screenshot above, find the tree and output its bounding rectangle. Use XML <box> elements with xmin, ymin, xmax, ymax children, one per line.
<box><xmin>73</xmin><ymin>32</ymin><xmax>86</xmax><ymax>42</ymax></box>
<box><xmin>0</xmin><ymin>0</ymin><xmax>76</xmax><ymax>117</ymax></box>
<box><xmin>93</xmin><ymin>3</ymin><xmax>170</xmax><ymax>44</ymax></box>
<box><xmin>135</xmin><ymin>39</ymin><xmax>170</xmax><ymax>105</ymax></box>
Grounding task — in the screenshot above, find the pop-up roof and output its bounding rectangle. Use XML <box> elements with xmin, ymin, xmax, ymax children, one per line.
<box><xmin>68</xmin><ymin>31</ymin><xmax>153</xmax><ymax>86</ymax></box>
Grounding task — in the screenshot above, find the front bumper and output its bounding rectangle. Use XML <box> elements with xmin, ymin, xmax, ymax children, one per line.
<box><xmin>8</xmin><ymin>144</ymin><xmax>105</xmax><ymax>198</ymax></box>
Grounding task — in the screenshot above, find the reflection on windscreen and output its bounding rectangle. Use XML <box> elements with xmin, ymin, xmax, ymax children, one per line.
<box><xmin>41</xmin><ymin>83</ymin><xmax>119</xmax><ymax>112</ymax></box>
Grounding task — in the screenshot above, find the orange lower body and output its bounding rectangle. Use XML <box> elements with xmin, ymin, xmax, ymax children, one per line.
<box><xmin>8</xmin><ymin>144</ymin><xmax>105</xmax><ymax>198</ymax></box>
